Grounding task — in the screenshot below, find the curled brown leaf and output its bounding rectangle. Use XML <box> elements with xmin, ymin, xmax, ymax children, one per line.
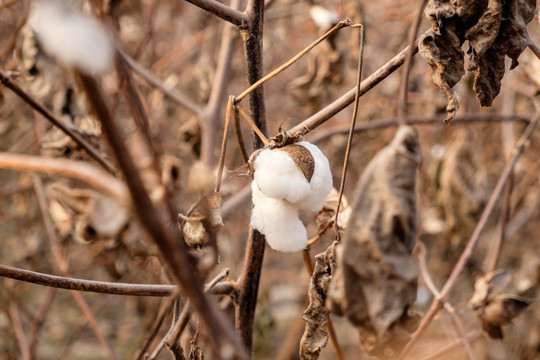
<box><xmin>327</xmin><ymin>126</ymin><xmax>420</xmax><ymax>357</ymax></box>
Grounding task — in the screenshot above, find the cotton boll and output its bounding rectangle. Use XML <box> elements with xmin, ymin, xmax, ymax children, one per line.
<box><xmin>309</xmin><ymin>5</ymin><xmax>339</xmax><ymax>31</ymax></box>
<box><xmin>29</xmin><ymin>0</ymin><xmax>114</xmax><ymax>75</ymax></box>
<box><xmin>253</xmin><ymin>148</ymin><xmax>311</xmax><ymax>203</ymax></box>
<box><xmin>295</xmin><ymin>142</ymin><xmax>333</xmax><ymax>211</ymax></box>
<box><xmin>250</xmin><ymin>182</ymin><xmax>308</xmax><ymax>252</ymax></box>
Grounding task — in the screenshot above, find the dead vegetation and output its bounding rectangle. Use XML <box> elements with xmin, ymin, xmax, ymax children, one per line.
<box><xmin>0</xmin><ymin>0</ymin><xmax>539</xmax><ymax>359</ymax></box>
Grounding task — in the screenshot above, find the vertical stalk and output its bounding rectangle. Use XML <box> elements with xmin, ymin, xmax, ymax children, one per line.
<box><xmin>235</xmin><ymin>0</ymin><xmax>268</xmax><ymax>352</ymax></box>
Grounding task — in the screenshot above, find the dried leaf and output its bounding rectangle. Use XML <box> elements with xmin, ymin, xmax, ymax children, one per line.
<box><xmin>436</xmin><ymin>130</ymin><xmax>489</xmax><ymax>233</ymax></box>
<box><xmin>300</xmin><ymin>242</ymin><xmax>338</xmax><ymax>360</ymax></box>
<box><xmin>420</xmin><ymin>0</ymin><xmax>536</xmax><ymax>118</ymax></box>
<box><xmin>327</xmin><ymin>126</ymin><xmax>420</xmax><ymax>357</ymax></box>
<box><xmin>470</xmin><ymin>270</ymin><xmax>531</xmax><ymax>340</ymax></box>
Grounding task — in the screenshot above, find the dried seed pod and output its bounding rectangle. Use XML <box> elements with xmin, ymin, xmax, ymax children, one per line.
<box><xmin>470</xmin><ymin>270</ymin><xmax>531</xmax><ymax>340</ymax></box>
<box><xmin>327</xmin><ymin>126</ymin><xmax>420</xmax><ymax>356</ymax></box>
<box><xmin>180</xmin><ymin>192</ymin><xmax>223</xmax><ymax>249</ymax></box>
<box><xmin>277</xmin><ymin>144</ymin><xmax>315</xmax><ymax>182</ymax></box>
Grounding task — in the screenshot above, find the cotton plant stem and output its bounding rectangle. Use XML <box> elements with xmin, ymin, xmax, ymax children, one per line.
<box><xmin>234</xmin><ymin>19</ymin><xmax>356</xmax><ymax>103</ymax></box>
<box><xmin>0</xmin><ymin>264</ymin><xmax>177</xmax><ymax>296</ymax></box>
<box><xmin>287</xmin><ymin>31</ymin><xmax>428</xmax><ymax>137</ymax></box>
<box><xmin>397</xmin><ymin>0</ymin><xmax>428</xmax><ymax>125</ymax></box>
<box><xmin>0</xmin><ymin>152</ymin><xmax>129</xmax><ymax>204</ymax></box>
<box><xmin>136</xmin><ymin>295</ymin><xmax>179</xmax><ymax>360</ymax></box>
<box><xmin>333</xmin><ymin>24</ymin><xmax>364</xmax><ymax>241</ymax></box>
<box><xmin>397</xmin><ymin>110</ymin><xmax>540</xmax><ymax>360</ymax></box>
<box><xmin>119</xmin><ymin>50</ymin><xmax>204</xmax><ymax>118</ymax></box>
<box><xmin>182</xmin><ymin>0</ymin><xmax>248</xmax><ymax>26</ymax></box>
<box><xmin>235</xmin><ymin>104</ymin><xmax>270</xmax><ymax>146</ymax></box>
<box><xmin>418</xmin><ymin>331</ymin><xmax>483</xmax><ymax>360</ymax></box>
<box><xmin>33</xmin><ymin>175</ymin><xmax>121</xmax><ymax>360</ymax></box>
<box><xmin>9</xmin><ymin>302</ymin><xmax>31</xmax><ymax>360</ymax></box>
<box><xmin>0</xmin><ymin>69</ymin><xmax>116</xmax><ymax>174</ymax></box>
<box><xmin>416</xmin><ymin>242</ymin><xmax>476</xmax><ymax>360</ymax></box>
<box><xmin>77</xmin><ymin>72</ymin><xmax>247</xmax><ymax>360</ymax></box>
<box><xmin>308</xmin><ymin>113</ymin><xmax>530</xmax><ymax>143</ymax></box>
<box><xmin>29</xmin><ymin>287</ymin><xmax>55</xmax><ymax>360</ymax></box>
<box><xmin>202</xmin><ymin>1</ymin><xmax>238</xmax><ymax>168</ymax></box>
<box><xmin>235</xmin><ymin>0</ymin><xmax>269</xmax><ymax>352</ymax></box>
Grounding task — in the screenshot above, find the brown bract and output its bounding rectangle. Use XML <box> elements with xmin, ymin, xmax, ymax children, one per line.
<box><xmin>326</xmin><ymin>126</ymin><xmax>421</xmax><ymax>357</ymax></box>
<box><xmin>420</xmin><ymin>0</ymin><xmax>536</xmax><ymax>121</ymax></box>
<box><xmin>277</xmin><ymin>144</ymin><xmax>315</xmax><ymax>182</ymax></box>
<box><xmin>299</xmin><ymin>242</ymin><xmax>338</xmax><ymax>360</ymax></box>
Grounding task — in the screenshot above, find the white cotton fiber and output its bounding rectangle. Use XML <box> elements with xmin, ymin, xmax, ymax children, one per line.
<box><xmin>249</xmin><ymin>141</ymin><xmax>333</xmax><ymax>252</ymax></box>
<box><xmin>253</xmin><ymin>148</ymin><xmax>311</xmax><ymax>203</ymax></box>
<box><xmin>29</xmin><ymin>0</ymin><xmax>114</xmax><ymax>75</ymax></box>
<box><xmin>250</xmin><ymin>182</ymin><xmax>308</xmax><ymax>252</ymax></box>
<box><xmin>294</xmin><ymin>142</ymin><xmax>333</xmax><ymax>212</ymax></box>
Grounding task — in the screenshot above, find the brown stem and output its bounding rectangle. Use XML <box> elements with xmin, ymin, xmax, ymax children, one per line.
<box><xmin>119</xmin><ymin>50</ymin><xmax>204</xmax><ymax>117</ymax></box>
<box><xmin>397</xmin><ymin>0</ymin><xmax>428</xmax><ymax>124</ymax></box>
<box><xmin>0</xmin><ymin>152</ymin><xmax>129</xmax><ymax>203</ymax></box>
<box><xmin>33</xmin><ymin>175</ymin><xmax>121</xmax><ymax>360</ymax></box>
<box><xmin>183</xmin><ymin>0</ymin><xmax>248</xmax><ymax>26</ymax></box>
<box><xmin>77</xmin><ymin>73</ymin><xmax>247</xmax><ymax>359</ymax></box>
<box><xmin>333</xmin><ymin>24</ymin><xmax>364</xmax><ymax>241</ymax></box>
<box><xmin>0</xmin><ymin>69</ymin><xmax>116</xmax><ymax>174</ymax></box>
<box><xmin>9</xmin><ymin>302</ymin><xmax>31</xmax><ymax>360</ymax></box>
<box><xmin>287</xmin><ymin>31</ymin><xmax>428</xmax><ymax>136</ymax></box>
<box><xmin>202</xmin><ymin>2</ymin><xmax>239</xmax><ymax>167</ymax></box>
<box><xmin>28</xmin><ymin>288</ymin><xmax>55</xmax><ymax>360</ymax></box>
<box><xmin>235</xmin><ymin>0</ymin><xmax>268</xmax><ymax>353</ymax></box>
<box><xmin>398</xmin><ymin>110</ymin><xmax>540</xmax><ymax>360</ymax></box>
<box><xmin>0</xmin><ymin>264</ymin><xmax>176</xmax><ymax>296</ymax></box>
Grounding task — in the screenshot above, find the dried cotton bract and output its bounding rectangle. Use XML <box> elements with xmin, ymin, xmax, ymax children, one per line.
<box><xmin>29</xmin><ymin>0</ymin><xmax>114</xmax><ymax>75</ymax></box>
<box><xmin>250</xmin><ymin>142</ymin><xmax>332</xmax><ymax>252</ymax></box>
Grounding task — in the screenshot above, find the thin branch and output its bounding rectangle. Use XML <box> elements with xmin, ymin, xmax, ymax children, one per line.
<box><xmin>182</xmin><ymin>0</ymin><xmax>248</xmax><ymax>27</ymax></box>
<box><xmin>136</xmin><ymin>295</ymin><xmax>179</xmax><ymax>360</ymax></box>
<box><xmin>397</xmin><ymin>0</ymin><xmax>428</xmax><ymax>124</ymax></box>
<box><xmin>0</xmin><ymin>69</ymin><xmax>116</xmax><ymax>174</ymax></box>
<box><xmin>415</xmin><ymin>242</ymin><xmax>476</xmax><ymax>360</ymax></box>
<box><xmin>201</xmin><ymin>1</ymin><xmax>239</xmax><ymax>167</ymax></box>
<box><xmin>308</xmin><ymin>113</ymin><xmax>531</xmax><ymax>143</ymax></box>
<box><xmin>77</xmin><ymin>72</ymin><xmax>247</xmax><ymax>359</ymax></box>
<box><xmin>287</xmin><ymin>30</ymin><xmax>429</xmax><ymax>137</ymax></box>
<box><xmin>398</xmin><ymin>109</ymin><xmax>540</xmax><ymax>360</ymax></box>
<box><xmin>333</xmin><ymin>24</ymin><xmax>364</xmax><ymax>241</ymax></box>
<box><xmin>0</xmin><ymin>264</ymin><xmax>176</xmax><ymax>296</ymax></box>
<box><xmin>119</xmin><ymin>50</ymin><xmax>204</xmax><ymax>117</ymax></box>
<box><xmin>234</xmin><ymin>19</ymin><xmax>356</xmax><ymax>103</ymax></box>
<box><xmin>28</xmin><ymin>288</ymin><xmax>55</xmax><ymax>360</ymax></box>
<box><xmin>418</xmin><ymin>331</ymin><xmax>482</xmax><ymax>360</ymax></box>
<box><xmin>9</xmin><ymin>302</ymin><xmax>31</xmax><ymax>360</ymax></box>
<box><xmin>33</xmin><ymin>175</ymin><xmax>121</xmax><ymax>360</ymax></box>
<box><xmin>0</xmin><ymin>152</ymin><xmax>129</xmax><ymax>204</ymax></box>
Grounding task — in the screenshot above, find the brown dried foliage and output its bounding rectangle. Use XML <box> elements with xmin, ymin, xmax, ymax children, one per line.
<box><xmin>420</xmin><ymin>0</ymin><xmax>536</xmax><ymax>120</ymax></box>
<box><xmin>299</xmin><ymin>242</ymin><xmax>338</xmax><ymax>360</ymax></box>
<box><xmin>327</xmin><ymin>126</ymin><xmax>421</xmax><ymax>357</ymax></box>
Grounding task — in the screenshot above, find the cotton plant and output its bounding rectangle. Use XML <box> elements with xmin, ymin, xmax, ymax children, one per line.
<box><xmin>250</xmin><ymin>142</ymin><xmax>333</xmax><ymax>252</ymax></box>
<box><xmin>29</xmin><ymin>0</ymin><xmax>114</xmax><ymax>75</ymax></box>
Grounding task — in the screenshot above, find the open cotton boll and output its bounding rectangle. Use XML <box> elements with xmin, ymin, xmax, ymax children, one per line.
<box><xmin>29</xmin><ymin>0</ymin><xmax>114</xmax><ymax>75</ymax></box>
<box><xmin>294</xmin><ymin>142</ymin><xmax>333</xmax><ymax>211</ymax></box>
<box><xmin>253</xmin><ymin>147</ymin><xmax>312</xmax><ymax>204</ymax></box>
<box><xmin>250</xmin><ymin>182</ymin><xmax>308</xmax><ymax>252</ymax></box>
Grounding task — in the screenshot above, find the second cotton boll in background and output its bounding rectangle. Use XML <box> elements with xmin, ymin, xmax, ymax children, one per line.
<box><xmin>250</xmin><ymin>141</ymin><xmax>333</xmax><ymax>252</ymax></box>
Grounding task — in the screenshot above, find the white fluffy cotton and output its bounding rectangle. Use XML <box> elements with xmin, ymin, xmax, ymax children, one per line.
<box><xmin>250</xmin><ymin>142</ymin><xmax>333</xmax><ymax>252</ymax></box>
<box><xmin>250</xmin><ymin>182</ymin><xmax>308</xmax><ymax>252</ymax></box>
<box><xmin>29</xmin><ymin>0</ymin><xmax>114</xmax><ymax>75</ymax></box>
<box><xmin>309</xmin><ymin>5</ymin><xmax>339</xmax><ymax>31</ymax></box>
